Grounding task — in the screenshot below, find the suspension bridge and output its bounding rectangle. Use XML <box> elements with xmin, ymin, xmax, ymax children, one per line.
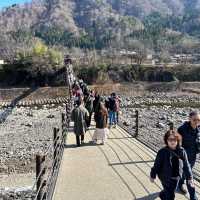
<box><xmin>1</xmin><ymin>62</ymin><xmax>200</xmax><ymax>200</ymax></box>
<box><xmin>31</xmin><ymin>103</ymin><xmax>200</xmax><ymax>200</ymax></box>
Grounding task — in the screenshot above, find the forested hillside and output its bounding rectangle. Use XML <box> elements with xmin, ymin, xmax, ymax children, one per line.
<box><xmin>0</xmin><ymin>0</ymin><xmax>200</xmax><ymax>59</ymax></box>
<box><xmin>0</xmin><ymin>0</ymin><xmax>200</xmax><ymax>85</ymax></box>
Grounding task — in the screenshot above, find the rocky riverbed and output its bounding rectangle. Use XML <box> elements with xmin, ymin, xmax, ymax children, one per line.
<box><xmin>0</xmin><ymin>104</ymin><xmax>66</xmax><ymax>199</ymax></box>
<box><xmin>119</xmin><ymin>92</ymin><xmax>200</xmax><ymax>108</ymax></box>
<box><xmin>0</xmin><ymin>186</ymin><xmax>33</xmax><ymax>200</ymax></box>
<box><xmin>0</xmin><ymin>105</ymin><xmax>65</xmax><ymax>174</ymax></box>
<box><xmin>120</xmin><ymin>106</ymin><xmax>193</xmax><ymax>148</ymax></box>
<box><xmin>1</xmin><ymin>92</ymin><xmax>200</xmax><ymax>199</ymax></box>
<box><xmin>118</xmin><ymin>93</ymin><xmax>200</xmax><ymax>178</ymax></box>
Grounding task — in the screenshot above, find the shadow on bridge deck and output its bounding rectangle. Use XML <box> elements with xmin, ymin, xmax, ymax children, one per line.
<box><xmin>53</xmin><ymin>125</ymin><xmax>200</xmax><ymax>200</ymax></box>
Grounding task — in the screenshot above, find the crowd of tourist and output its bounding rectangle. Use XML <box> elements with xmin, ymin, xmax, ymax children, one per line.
<box><xmin>70</xmin><ymin>79</ymin><xmax>200</xmax><ymax>200</ymax></box>
<box><xmin>70</xmin><ymin>80</ymin><xmax>120</xmax><ymax>146</ymax></box>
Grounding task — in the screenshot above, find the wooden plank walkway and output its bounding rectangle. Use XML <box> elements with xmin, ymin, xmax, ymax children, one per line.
<box><xmin>53</xmin><ymin>125</ymin><xmax>200</xmax><ymax>200</ymax></box>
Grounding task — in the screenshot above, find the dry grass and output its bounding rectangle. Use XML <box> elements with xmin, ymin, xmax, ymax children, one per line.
<box><xmin>90</xmin><ymin>82</ymin><xmax>200</xmax><ymax>97</ymax></box>
<box><xmin>0</xmin><ymin>87</ymin><xmax>69</xmax><ymax>101</ymax></box>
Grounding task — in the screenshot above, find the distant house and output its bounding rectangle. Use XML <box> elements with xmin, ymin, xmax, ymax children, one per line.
<box><xmin>0</xmin><ymin>60</ymin><xmax>4</xmax><ymax>64</ymax></box>
<box><xmin>119</xmin><ymin>49</ymin><xmax>137</xmax><ymax>56</ymax></box>
<box><xmin>147</xmin><ymin>54</ymin><xmax>153</xmax><ymax>60</ymax></box>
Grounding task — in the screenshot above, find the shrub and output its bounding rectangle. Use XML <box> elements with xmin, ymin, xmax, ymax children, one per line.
<box><xmin>32</xmin><ymin>41</ymin><xmax>48</xmax><ymax>56</ymax></box>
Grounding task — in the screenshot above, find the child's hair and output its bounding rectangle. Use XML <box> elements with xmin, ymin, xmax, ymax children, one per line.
<box><xmin>164</xmin><ymin>130</ymin><xmax>182</xmax><ymax>146</ymax></box>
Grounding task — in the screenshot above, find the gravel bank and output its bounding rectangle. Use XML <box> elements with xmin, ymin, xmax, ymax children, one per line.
<box><xmin>118</xmin><ymin>93</ymin><xmax>200</xmax><ymax>179</ymax></box>
<box><xmin>0</xmin><ymin>186</ymin><xmax>34</xmax><ymax>200</ymax></box>
<box><xmin>1</xmin><ymin>92</ymin><xmax>200</xmax><ymax>199</ymax></box>
<box><xmin>0</xmin><ymin>105</ymin><xmax>66</xmax><ymax>199</ymax></box>
<box><xmin>0</xmin><ymin>105</ymin><xmax>65</xmax><ymax>174</ymax></box>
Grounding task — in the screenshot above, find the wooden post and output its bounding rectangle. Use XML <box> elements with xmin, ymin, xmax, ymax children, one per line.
<box><xmin>64</xmin><ymin>65</ymin><xmax>73</xmax><ymax>99</ymax></box>
<box><xmin>62</xmin><ymin>113</ymin><xmax>65</xmax><ymax>128</ymax></box>
<box><xmin>66</xmin><ymin>103</ymin><xmax>71</xmax><ymax>126</ymax></box>
<box><xmin>36</xmin><ymin>155</ymin><xmax>42</xmax><ymax>200</ymax></box>
<box><xmin>53</xmin><ymin>128</ymin><xmax>58</xmax><ymax>172</ymax></box>
<box><xmin>65</xmin><ymin>103</ymin><xmax>68</xmax><ymax>117</ymax></box>
<box><xmin>36</xmin><ymin>155</ymin><xmax>46</xmax><ymax>200</ymax></box>
<box><xmin>169</xmin><ymin>122</ymin><xmax>174</xmax><ymax>130</ymax></box>
<box><xmin>66</xmin><ymin>103</ymin><xmax>70</xmax><ymax>118</ymax></box>
<box><xmin>62</xmin><ymin>113</ymin><xmax>66</xmax><ymax>146</ymax></box>
<box><xmin>135</xmin><ymin>110</ymin><xmax>139</xmax><ymax>137</ymax></box>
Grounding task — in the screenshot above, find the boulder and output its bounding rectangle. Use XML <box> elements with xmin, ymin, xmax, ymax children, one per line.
<box><xmin>156</xmin><ymin>122</ymin><xmax>165</xmax><ymax>129</ymax></box>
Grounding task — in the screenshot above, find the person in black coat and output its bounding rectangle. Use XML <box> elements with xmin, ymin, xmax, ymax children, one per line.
<box><xmin>177</xmin><ymin>111</ymin><xmax>200</xmax><ymax>199</ymax></box>
<box><xmin>84</xmin><ymin>91</ymin><xmax>94</xmax><ymax>128</ymax></box>
<box><xmin>150</xmin><ymin>130</ymin><xmax>194</xmax><ymax>200</ymax></box>
<box><xmin>93</xmin><ymin>93</ymin><xmax>101</xmax><ymax>114</ymax></box>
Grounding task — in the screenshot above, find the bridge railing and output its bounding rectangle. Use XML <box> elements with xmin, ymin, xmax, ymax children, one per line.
<box><xmin>118</xmin><ymin>110</ymin><xmax>200</xmax><ymax>183</ymax></box>
<box><xmin>30</xmin><ymin>102</ymin><xmax>72</xmax><ymax>200</ymax></box>
<box><xmin>118</xmin><ymin>110</ymin><xmax>139</xmax><ymax>137</ymax></box>
<box><xmin>28</xmin><ymin>62</ymin><xmax>74</xmax><ymax>200</ymax></box>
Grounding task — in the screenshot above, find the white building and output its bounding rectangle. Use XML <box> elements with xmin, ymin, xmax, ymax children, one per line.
<box><xmin>147</xmin><ymin>54</ymin><xmax>153</xmax><ymax>60</ymax></box>
<box><xmin>0</xmin><ymin>60</ymin><xmax>4</xmax><ymax>64</ymax></box>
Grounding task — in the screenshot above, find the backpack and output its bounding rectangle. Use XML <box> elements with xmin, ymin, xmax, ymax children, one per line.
<box><xmin>105</xmin><ymin>99</ymin><xmax>110</xmax><ymax>109</ymax></box>
<box><xmin>109</xmin><ymin>98</ymin><xmax>117</xmax><ymax>111</ymax></box>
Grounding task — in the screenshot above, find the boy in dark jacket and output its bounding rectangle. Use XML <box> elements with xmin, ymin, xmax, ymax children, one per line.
<box><xmin>107</xmin><ymin>93</ymin><xmax>118</xmax><ymax>128</ymax></box>
<box><xmin>150</xmin><ymin>130</ymin><xmax>194</xmax><ymax>200</ymax></box>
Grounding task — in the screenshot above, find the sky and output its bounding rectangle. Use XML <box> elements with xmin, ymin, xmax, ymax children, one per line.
<box><xmin>0</xmin><ymin>0</ymin><xmax>31</xmax><ymax>10</ymax></box>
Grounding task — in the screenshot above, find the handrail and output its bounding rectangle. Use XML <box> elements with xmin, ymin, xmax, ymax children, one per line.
<box><xmin>30</xmin><ymin>106</ymin><xmax>71</xmax><ymax>200</ymax></box>
<box><xmin>118</xmin><ymin>110</ymin><xmax>200</xmax><ymax>183</ymax></box>
<box><xmin>30</xmin><ymin>61</ymin><xmax>74</xmax><ymax>200</ymax></box>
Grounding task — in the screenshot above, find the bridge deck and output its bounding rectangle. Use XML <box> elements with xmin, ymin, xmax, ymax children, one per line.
<box><xmin>53</xmin><ymin>125</ymin><xmax>200</xmax><ymax>200</ymax></box>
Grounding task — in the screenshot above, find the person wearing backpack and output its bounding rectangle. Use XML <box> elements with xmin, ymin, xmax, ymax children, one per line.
<box><xmin>108</xmin><ymin>93</ymin><xmax>117</xmax><ymax>128</ymax></box>
<box><xmin>84</xmin><ymin>91</ymin><xmax>94</xmax><ymax>128</ymax></box>
<box><xmin>150</xmin><ymin>130</ymin><xmax>194</xmax><ymax>200</ymax></box>
<box><xmin>177</xmin><ymin>111</ymin><xmax>200</xmax><ymax>199</ymax></box>
<box><xmin>113</xmin><ymin>93</ymin><xmax>121</xmax><ymax>123</ymax></box>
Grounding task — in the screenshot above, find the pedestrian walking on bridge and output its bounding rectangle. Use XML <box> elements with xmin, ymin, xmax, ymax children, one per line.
<box><xmin>93</xmin><ymin>92</ymin><xmax>101</xmax><ymax>114</ymax></box>
<box><xmin>71</xmin><ymin>97</ymin><xmax>89</xmax><ymax>147</ymax></box>
<box><xmin>84</xmin><ymin>91</ymin><xmax>94</xmax><ymax>128</ymax></box>
<box><xmin>107</xmin><ymin>93</ymin><xmax>118</xmax><ymax>128</ymax></box>
<box><xmin>177</xmin><ymin>111</ymin><xmax>200</xmax><ymax>199</ymax></box>
<box><xmin>93</xmin><ymin>101</ymin><xmax>109</xmax><ymax>145</ymax></box>
<box><xmin>150</xmin><ymin>130</ymin><xmax>194</xmax><ymax>200</ymax></box>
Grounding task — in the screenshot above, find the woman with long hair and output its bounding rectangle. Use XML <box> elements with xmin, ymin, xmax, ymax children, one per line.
<box><xmin>93</xmin><ymin>101</ymin><xmax>109</xmax><ymax>145</ymax></box>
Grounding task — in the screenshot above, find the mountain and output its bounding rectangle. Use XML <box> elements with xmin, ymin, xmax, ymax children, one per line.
<box><xmin>0</xmin><ymin>0</ymin><xmax>200</xmax><ymax>61</ymax></box>
<box><xmin>1</xmin><ymin>0</ymin><xmax>200</xmax><ymax>30</ymax></box>
<box><xmin>0</xmin><ymin>0</ymin><xmax>77</xmax><ymax>33</ymax></box>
